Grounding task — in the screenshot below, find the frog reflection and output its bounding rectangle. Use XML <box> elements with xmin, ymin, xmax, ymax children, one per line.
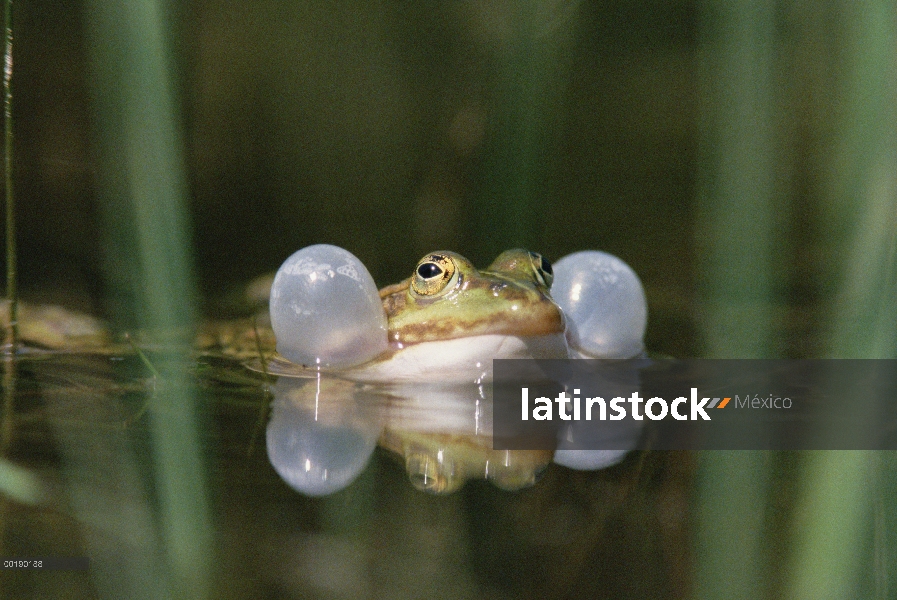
<box><xmin>266</xmin><ymin>376</ymin><xmax>558</xmax><ymax>495</ymax></box>
<box><xmin>265</xmin><ymin>377</ymin><xmax>381</xmax><ymax>497</ymax></box>
<box><xmin>266</xmin><ymin>371</ymin><xmax>644</xmax><ymax>496</ymax></box>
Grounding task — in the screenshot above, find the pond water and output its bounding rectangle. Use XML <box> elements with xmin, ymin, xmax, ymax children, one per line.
<box><xmin>1</xmin><ymin>346</ymin><xmax>692</xmax><ymax>599</ymax></box>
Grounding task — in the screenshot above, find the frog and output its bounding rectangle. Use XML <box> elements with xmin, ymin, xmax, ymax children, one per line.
<box><xmin>262</xmin><ymin>244</ymin><xmax>649</xmax><ymax>496</ymax></box>
<box><xmin>350</xmin><ymin>248</ymin><xmax>571</xmax><ymax>383</ymax></box>
<box><xmin>265</xmin><ymin>246</ymin><xmax>581</xmax><ymax>384</ymax></box>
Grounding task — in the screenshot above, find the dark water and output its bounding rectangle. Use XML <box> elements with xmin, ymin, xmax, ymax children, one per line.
<box><xmin>0</xmin><ymin>350</ymin><xmax>692</xmax><ymax>599</ymax></box>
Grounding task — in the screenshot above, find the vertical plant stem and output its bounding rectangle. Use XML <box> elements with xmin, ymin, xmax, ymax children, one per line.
<box><xmin>783</xmin><ymin>2</ymin><xmax>897</xmax><ymax>599</ymax></box>
<box><xmin>783</xmin><ymin>451</ymin><xmax>878</xmax><ymax>600</ymax></box>
<box><xmin>86</xmin><ymin>1</ymin><xmax>212</xmax><ymax>597</ymax></box>
<box><xmin>694</xmin><ymin>2</ymin><xmax>777</xmax><ymax>599</ymax></box>
<box><xmin>822</xmin><ymin>0</ymin><xmax>897</xmax><ymax>360</ymax></box>
<box><xmin>247</xmin><ymin>316</ymin><xmax>270</xmax><ymax>458</ymax></box>
<box><xmin>696</xmin><ymin>0</ymin><xmax>777</xmax><ymax>359</ymax></box>
<box><xmin>0</xmin><ymin>2</ymin><xmax>14</xmax><ymax>584</ymax></box>
<box><xmin>472</xmin><ymin>1</ymin><xmax>578</xmax><ymax>259</ymax></box>
<box><xmin>695</xmin><ymin>452</ymin><xmax>771</xmax><ymax>600</ymax></box>
<box><xmin>2</xmin><ymin>0</ymin><xmax>15</xmax><ymax>351</ymax></box>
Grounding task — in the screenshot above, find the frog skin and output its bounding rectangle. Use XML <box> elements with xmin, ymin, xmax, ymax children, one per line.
<box><xmin>358</xmin><ymin>249</ymin><xmax>571</xmax><ymax>383</ymax></box>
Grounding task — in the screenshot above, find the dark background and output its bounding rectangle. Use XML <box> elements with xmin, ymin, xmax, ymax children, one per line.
<box><xmin>13</xmin><ymin>0</ymin><xmax>698</xmax><ymax>356</ymax></box>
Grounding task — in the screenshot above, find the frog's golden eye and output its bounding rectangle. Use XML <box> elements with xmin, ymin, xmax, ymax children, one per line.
<box><xmin>411</xmin><ymin>253</ymin><xmax>458</xmax><ymax>296</ymax></box>
<box><xmin>529</xmin><ymin>252</ymin><xmax>553</xmax><ymax>288</ymax></box>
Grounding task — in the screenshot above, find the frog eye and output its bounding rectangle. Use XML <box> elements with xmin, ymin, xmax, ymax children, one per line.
<box><xmin>529</xmin><ymin>252</ymin><xmax>554</xmax><ymax>288</ymax></box>
<box><xmin>411</xmin><ymin>253</ymin><xmax>458</xmax><ymax>297</ymax></box>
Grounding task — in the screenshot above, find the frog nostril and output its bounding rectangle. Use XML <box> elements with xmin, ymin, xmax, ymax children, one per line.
<box><xmin>417</xmin><ymin>262</ymin><xmax>443</xmax><ymax>279</ymax></box>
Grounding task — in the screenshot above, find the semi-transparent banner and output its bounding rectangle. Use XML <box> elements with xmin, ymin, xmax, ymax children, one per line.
<box><xmin>492</xmin><ymin>359</ymin><xmax>897</xmax><ymax>450</ymax></box>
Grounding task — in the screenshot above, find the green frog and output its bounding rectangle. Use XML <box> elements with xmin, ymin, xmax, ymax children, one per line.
<box><xmin>264</xmin><ymin>245</ymin><xmax>647</xmax><ymax>495</ymax></box>
<box><xmin>266</xmin><ymin>247</ymin><xmax>572</xmax><ymax>384</ymax></box>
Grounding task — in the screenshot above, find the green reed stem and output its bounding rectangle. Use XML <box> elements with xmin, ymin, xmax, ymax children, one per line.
<box><xmin>86</xmin><ymin>0</ymin><xmax>212</xmax><ymax>597</ymax></box>
<box><xmin>123</xmin><ymin>334</ymin><xmax>158</xmax><ymax>428</ymax></box>
<box><xmin>247</xmin><ymin>315</ymin><xmax>271</xmax><ymax>458</ymax></box>
<box><xmin>3</xmin><ymin>0</ymin><xmax>15</xmax><ymax>352</ymax></box>
<box><xmin>472</xmin><ymin>1</ymin><xmax>576</xmax><ymax>258</ymax></box>
<box><xmin>695</xmin><ymin>451</ymin><xmax>772</xmax><ymax>600</ymax></box>
<box><xmin>783</xmin><ymin>451</ymin><xmax>878</xmax><ymax>600</ymax></box>
<box><xmin>696</xmin><ymin>0</ymin><xmax>777</xmax><ymax>359</ymax></box>
<box><xmin>694</xmin><ymin>2</ymin><xmax>777</xmax><ymax>599</ymax></box>
<box><xmin>822</xmin><ymin>0</ymin><xmax>897</xmax><ymax>360</ymax></box>
<box><xmin>695</xmin><ymin>0</ymin><xmax>776</xmax><ymax>600</ymax></box>
<box><xmin>782</xmin><ymin>2</ymin><xmax>897</xmax><ymax>599</ymax></box>
<box><xmin>126</xmin><ymin>333</ymin><xmax>161</xmax><ymax>379</ymax></box>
